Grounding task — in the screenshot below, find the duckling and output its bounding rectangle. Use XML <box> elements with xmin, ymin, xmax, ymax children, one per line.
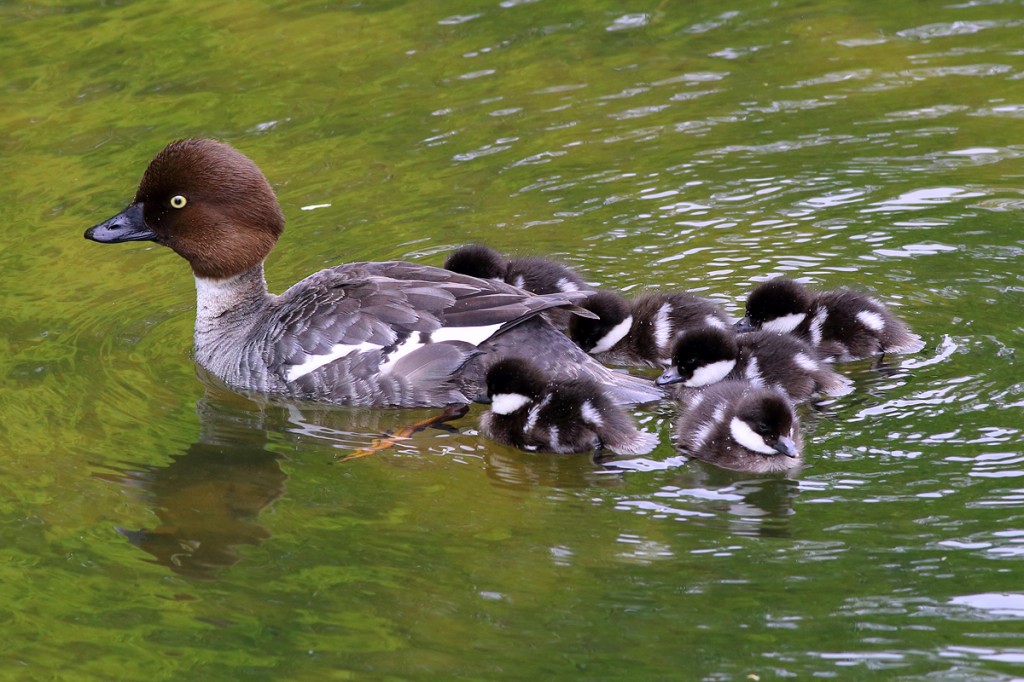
<box><xmin>656</xmin><ymin>327</ymin><xmax>852</xmax><ymax>402</ymax></box>
<box><xmin>736</xmin><ymin>278</ymin><xmax>924</xmax><ymax>362</ymax></box>
<box><xmin>444</xmin><ymin>244</ymin><xmax>587</xmax><ymax>295</ymax></box>
<box><xmin>479</xmin><ymin>358</ymin><xmax>659</xmax><ymax>456</ymax></box>
<box><xmin>568</xmin><ymin>290</ymin><xmax>731</xmax><ymax>367</ymax></box>
<box><xmin>674</xmin><ymin>380</ymin><xmax>803</xmax><ymax>474</ymax></box>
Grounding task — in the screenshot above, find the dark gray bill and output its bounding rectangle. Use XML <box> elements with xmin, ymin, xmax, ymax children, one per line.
<box><xmin>733</xmin><ymin>317</ymin><xmax>754</xmax><ymax>333</ymax></box>
<box><xmin>773</xmin><ymin>435</ymin><xmax>799</xmax><ymax>459</ymax></box>
<box><xmin>84</xmin><ymin>203</ymin><xmax>155</xmax><ymax>243</ymax></box>
<box><xmin>655</xmin><ymin>366</ymin><xmax>683</xmax><ymax>386</ymax></box>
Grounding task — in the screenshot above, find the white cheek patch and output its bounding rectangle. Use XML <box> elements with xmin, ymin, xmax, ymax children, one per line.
<box><xmin>684</xmin><ymin>359</ymin><xmax>736</xmax><ymax>387</ymax></box>
<box><xmin>556</xmin><ymin>277</ymin><xmax>580</xmax><ymax>293</ymax></box>
<box><xmin>580</xmin><ymin>400</ymin><xmax>604</xmax><ymax>427</ymax></box>
<box><xmin>856</xmin><ymin>310</ymin><xmax>886</xmax><ymax>332</ymax></box>
<box><xmin>762</xmin><ymin>312</ymin><xmax>806</xmax><ymax>335</ymax></box>
<box><xmin>286</xmin><ymin>341</ymin><xmax>383</xmax><ymax>381</ymax></box>
<box><xmin>793</xmin><ymin>352</ymin><xmax>820</xmax><ymax>372</ymax></box>
<box><xmin>589</xmin><ymin>315</ymin><xmax>634</xmax><ymax>354</ymax></box>
<box><xmin>729</xmin><ymin>417</ymin><xmax>777</xmax><ymax>455</ymax></box>
<box><xmin>491</xmin><ymin>392</ymin><xmax>532</xmax><ymax>415</ymax></box>
<box><xmin>652</xmin><ymin>303</ymin><xmax>674</xmax><ymax>351</ymax></box>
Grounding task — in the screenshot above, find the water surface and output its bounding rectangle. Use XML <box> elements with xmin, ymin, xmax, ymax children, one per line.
<box><xmin>2</xmin><ymin>0</ymin><xmax>1023</xmax><ymax>679</ymax></box>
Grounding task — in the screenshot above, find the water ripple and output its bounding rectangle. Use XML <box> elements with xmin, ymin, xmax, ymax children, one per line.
<box><xmin>939</xmin><ymin>645</ymin><xmax>1024</xmax><ymax>665</ymax></box>
<box><xmin>897</xmin><ymin>20</ymin><xmax>1022</xmax><ymax>40</ymax></box>
<box><xmin>958</xmin><ymin>452</ymin><xmax>1024</xmax><ymax>480</ymax></box>
<box><xmin>883</xmin><ymin>104</ymin><xmax>969</xmax><ymax>120</ymax></box>
<box><xmin>785</xmin><ymin>69</ymin><xmax>874</xmax><ymax>88</ymax></box>
<box><xmin>861</xmin><ymin>187</ymin><xmax>986</xmax><ymax>213</ymax></box>
<box><xmin>453</xmin><ymin>136</ymin><xmax>518</xmax><ymax>161</ymax></box>
<box><xmin>685</xmin><ymin>11</ymin><xmax>740</xmax><ymax>34</ymax></box>
<box><xmin>651</xmin><ymin>71</ymin><xmax>729</xmax><ymax>86</ymax></box>
<box><xmin>971</xmin><ymin>103</ymin><xmax>1024</xmax><ymax>118</ymax></box>
<box><xmin>606</xmin><ymin>14</ymin><xmax>650</xmax><ymax>32</ymax></box>
<box><xmin>438</xmin><ymin>13</ymin><xmax>481</xmax><ymax>25</ymax></box>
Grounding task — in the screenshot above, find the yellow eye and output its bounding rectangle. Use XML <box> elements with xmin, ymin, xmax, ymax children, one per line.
<box><xmin>170</xmin><ymin>195</ymin><xmax>187</xmax><ymax>209</ymax></box>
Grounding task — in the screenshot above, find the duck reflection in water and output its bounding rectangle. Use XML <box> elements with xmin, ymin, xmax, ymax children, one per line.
<box><xmin>96</xmin><ymin>371</ymin><xmax>475</xmax><ymax>578</ymax></box>
<box><xmin>482</xmin><ymin>444</ymin><xmax>630</xmax><ymax>491</ymax></box>
<box><xmin>693</xmin><ymin>466</ymin><xmax>802</xmax><ymax>539</ymax></box>
<box><xmin>602</xmin><ymin>418</ymin><xmax>803</xmax><ymax>539</ymax></box>
<box><xmin>95</xmin><ymin>384</ymin><xmax>288</xmax><ymax>580</ymax></box>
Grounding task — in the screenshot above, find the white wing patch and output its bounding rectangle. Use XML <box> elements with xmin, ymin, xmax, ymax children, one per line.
<box><xmin>491</xmin><ymin>392</ymin><xmax>532</xmax><ymax>415</ymax></box>
<box><xmin>286</xmin><ymin>341</ymin><xmax>383</xmax><ymax>381</ymax></box>
<box><xmin>524</xmin><ymin>394</ymin><xmax>551</xmax><ymax>432</ymax></box>
<box><xmin>652</xmin><ymin>303</ymin><xmax>674</xmax><ymax>351</ymax></box>
<box><xmin>762</xmin><ymin>312</ymin><xmax>806</xmax><ymax>335</ymax></box>
<box><xmin>590</xmin><ymin>315</ymin><xmax>633</xmax><ymax>354</ymax></box>
<box><xmin>377</xmin><ymin>334</ymin><xmax>427</xmax><ymax>375</ymax></box>
<box><xmin>744</xmin><ymin>356</ymin><xmax>765</xmax><ymax>387</ymax></box>
<box><xmin>685</xmin><ymin>359</ymin><xmax>737</xmax><ymax>387</ymax></box>
<box><xmin>793</xmin><ymin>352</ymin><xmax>820</xmax><ymax>372</ymax></box>
<box><xmin>856</xmin><ymin>310</ymin><xmax>886</xmax><ymax>332</ymax></box>
<box><xmin>379</xmin><ymin>323</ymin><xmax>505</xmax><ymax>376</ymax></box>
<box><xmin>524</xmin><ymin>405</ymin><xmax>542</xmax><ymax>432</ymax></box>
<box><xmin>729</xmin><ymin>417</ymin><xmax>776</xmax><ymax>455</ymax></box>
<box><xmin>692</xmin><ymin>403</ymin><xmax>727</xmax><ymax>450</ymax></box>
<box><xmin>431</xmin><ymin>323</ymin><xmax>504</xmax><ymax>346</ymax></box>
<box><xmin>511</xmin><ymin>275</ymin><xmax>526</xmax><ymax>289</ymax></box>
<box><xmin>686</xmin><ymin>391</ymin><xmax>707</xmax><ymax>412</ymax></box>
<box><xmin>809</xmin><ymin>307</ymin><xmax>828</xmax><ymax>347</ymax></box>
<box><xmin>548</xmin><ymin>424</ymin><xmax>560</xmax><ymax>451</ymax></box>
<box><xmin>704</xmin><ymin>314</ymin><xmax>727</xmax><ymax>330</ymax></box>
<box><xmin>580</xmin><ymin>400</ymin><xmax>604</xmax><ymax>427</ymax></box>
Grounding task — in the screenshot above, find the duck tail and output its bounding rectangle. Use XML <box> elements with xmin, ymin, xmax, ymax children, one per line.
<box><xmin>816</xmin><ymin>367</ymin><xmax>855</xmax><ymax>397</ymax></box>
<box><xmin>603</xmin><ymin>426</ymin><xmax>660</xmax><ymax>456</ymax></box>
<box><xmin>886</xmin><ymin>328</ymin><xmax>926</xmax><ymax>355</ymax></box>
<box><xmin>595</xmin><ymin>367</ymin><xmax>665</xmax><ymax>405</ymax></box>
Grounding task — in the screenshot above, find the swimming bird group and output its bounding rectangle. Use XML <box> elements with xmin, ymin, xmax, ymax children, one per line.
<box><xmin>84</xmin><ymin>139</ymin><xmax>925</xmax><ymax>473</ymax></box>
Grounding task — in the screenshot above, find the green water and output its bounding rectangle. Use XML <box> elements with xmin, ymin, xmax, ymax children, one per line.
<box><xmin>3</xmin><ymin>0</ymin><xmax>1024</xmax><ymax>678</ymax></box>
